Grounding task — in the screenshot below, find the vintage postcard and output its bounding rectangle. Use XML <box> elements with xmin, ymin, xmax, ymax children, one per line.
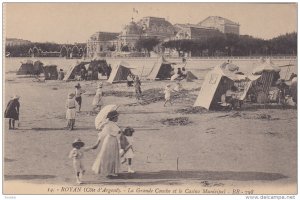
<box><xmin>2</xmin><ymin>2</ymin><xmax>298</xmax><ymax>198</ymax></box>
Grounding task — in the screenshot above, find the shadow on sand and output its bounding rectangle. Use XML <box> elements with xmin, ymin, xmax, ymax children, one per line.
<box><xmin>4</xmin><ymin>175</ymin><xmax>56</xmax><ymax>181</ymax></box>
<box><xmin>84</xmin><ymin>170</ymin><xmax>288</xmax><ymax>185</ymax></box>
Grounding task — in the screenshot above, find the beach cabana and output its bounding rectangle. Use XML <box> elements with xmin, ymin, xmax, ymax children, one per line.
<box><xmin>43</xmin><ymin>65</ymin><xmax>58</xmax><ymax>80</ymax></box>
<box><xmin>251</xmin><ymin>58</ymin><xmax>281</xmax><ymax>94</ymax></box>
<box><xmin>193</xmin><ymin>64</ymin><xmax>250</xmax><ymax>110</ymax></box>
<box><xmin>107</xmin><ymin>61</ymin><xmax>135</xmax><ymax>83</ymax></box>
<box><xmin>88</xmin><ymin>59</ymin><xmax>109</xmax><ymax>80</ymax></box>
<box><xmin>63</xmin><ymin>61</ymin><xmax>90</xmax><ymax>81</ymax></box>
<box><xmin>16</xmin><ymin>60</ymin><xmax>35</xmax><ymax>75</ymax></box>
<box><xmin>147</xmin><ymin>56</ymin><xmax>174</xmax><ymax>80</ymax></box>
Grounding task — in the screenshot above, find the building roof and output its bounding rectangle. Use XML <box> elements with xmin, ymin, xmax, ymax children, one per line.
<box><xmin>174</xmin><ymin>23</ymin><xmax>217</xmax><ymax>30</ymax></box>
<box><xmin>89</xmin><ymin>32</ymin><xmax>119</xmax><ymax>41</ymax></box>
<box><xmin>198</xmin><ymin>16</ymin><xmax>240</xmax><ymax>26</ymax></box>
<box><xmin>137</xmin><ymin>17</ymin><xmax>175</xmax><ymax>35</ymax></box>
<box><xmin>121</xmin><ymin>21</ymin><xmax>143</xmax><ymax>35</ymax></box>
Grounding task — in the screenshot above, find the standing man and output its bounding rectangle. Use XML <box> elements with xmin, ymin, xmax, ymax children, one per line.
<box><xmin>75</xmin><ymin>83</ymin><xmax>85</xmax><ymax>112</ymax></box>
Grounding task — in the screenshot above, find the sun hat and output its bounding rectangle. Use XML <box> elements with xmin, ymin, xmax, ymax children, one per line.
<box><xmin>12</xmin><ymin>95</ymin><xmax>20</xmax><ymax>100</ymax></box>
<box><xmin>107</xmin><ymin>110</ymin><xmax>119</xmax><ymax>120</ymax></box>
<box><xmin>68</xmin><ymin>93</ymin><xmax>75</xmax><ymax>98</ymax></box>
<box><xmin>123</xmin><ymin>127</ymin><xmax>134</xmax><ymax>137</ymax></box>
<box><xmin>97</xmin><ymin>82</ymin><xmax>103</xmax><ymax>88</ymax></box>
<box><xmin>72</xmin><ymin>138</ymin><xmax>85</xmax><ymax>148</ymax></box>
<box><xmin>75</xmin><ymin>83</ymin><xmax>81</xmax><ymax>88</ymax></box>
<box><xmin>95</xmin><ymin>104</ymin><xmax>118</xmax><ymax>130</ymax></box>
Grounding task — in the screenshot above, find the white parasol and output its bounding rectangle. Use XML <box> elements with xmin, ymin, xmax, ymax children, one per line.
<box><xmin>95</xmin><ymin>104</ymin><xmax>118</xmax><ymax>130</ymax></box>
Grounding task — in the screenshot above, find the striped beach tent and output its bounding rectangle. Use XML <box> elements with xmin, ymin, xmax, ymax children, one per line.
<box><xmin>252</xmin><ymin>58</ymin><xmax>281</xmax><ymax>94</ymax></box>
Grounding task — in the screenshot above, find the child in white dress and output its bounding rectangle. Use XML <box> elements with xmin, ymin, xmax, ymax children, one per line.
<box><xmin>120</xmin><ymin>127</ymin><xmax>135</xmax><ymax>173</ymax></box>
<box><xmin>66</xmin><ymin>93</ymin><xmax>76</xmax><ymax>130</ymax></box>
<box><xmin>164</xmin><ymin>84</ymin><xmax>175</xmax><ymax>107</ymax></box>
<box><xmin>92</xmin><ymin>82</ymin><xmax>103</xmax><ymax>112</ymax></box>
<box><xmin>69</xmin><ymin>138</ymin><xmax>86</xmax><ymax>184</ymax></box>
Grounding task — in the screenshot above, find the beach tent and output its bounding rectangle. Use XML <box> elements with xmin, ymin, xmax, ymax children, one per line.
<box><xmin>147</xmin><ymin>56</ymin><xmax>174</xmax><ymax>80</ymax></box>
<box><xmin>186</xmin><ymin>71</ymin><xmax>198</xmax><ymax>82</ymax></box>
<box><xmin>63</xmin><ymin>61</ymin><xmax>90</xmax><ymax>81</ymax></box>
<box><xmin>43</xmin><ymin>65</ymin><xmax>58</xmax><ymax>80</ymax></box>
<box><xmin>107</xmin><ymin>61</ymin><xmax>135</xmax><ymax>83</ymax></box>
<box><xmin>88</xmin><ymin>59</ymin><xmax>109</xmax><ymax>80</ymax></box>
<box><xmin>16</xmin><ymin>60</ymin><xmax>35</xmax><ymax>75</ymax></box>
<box><xmin>193</xmin><ymin>64</ymin><xmax>250</xmax><ymax>110</ymax></box>
<box><xmin>252</xmin><ymin>58</ymin><xmax>281</xmax><ymax>94</ymax></box>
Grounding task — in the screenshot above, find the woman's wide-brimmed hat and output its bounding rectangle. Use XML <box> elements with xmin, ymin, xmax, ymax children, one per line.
<box><xmin>68</xmin><ymin>93</ymin><xmax>75</xmax><ymax>98</ymax></box>
<box><xmin>12</xmin><ymin>95</ymin><xmax>20</xmax><ymax>100</ymax></box>
<box><xmin>72</xmin><ymin>138</ymin><xmax>85</xmax><ymax>148</ymax></box>
<box><xmin>75</xmin><ymin>83</ymin><xmax>81</xmax><ymax>88</ymax></box>
<box><xmin>107</xmin><ymin>110</ymin><xmax>119</xmax><ymax>120</ymax></box>
<box><xmin>97</xmin><ymin>82</ymin><xmax>103</xmax><ymax>88</ymax></box>
<box><xmin>95</xmin><ymin>104</ymin><xmax>119</xmax><ymax>130</ymax></box>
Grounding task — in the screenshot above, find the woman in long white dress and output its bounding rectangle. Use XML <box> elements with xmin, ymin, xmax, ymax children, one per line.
<box><xmin>91</xmin><ymin>110</ymin><xmax>121</xmax><ymax>177</ymax></box>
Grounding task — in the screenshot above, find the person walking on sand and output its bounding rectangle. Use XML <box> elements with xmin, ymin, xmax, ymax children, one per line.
<box><xmin>91</xmin><ymin>110</ymin><xmax>121</xmax><ymax>177</ymax></box>
<box><xmin>69</xmin><ymin>138</ymin><xmax>88</xmax><ymax>184</ymax></box>
<box><xmin>164</xmin><ymin>84</ymin><xmax>175</xmax><ymax>107</ymax></box>
<box><xmin>66</xmin><ymin>93</ymin><xmax>76</xmax><ymax>130</ymax></box>
<box><xmin>92</xmin><ymin>82</ymin><xmax>104</xmax><ymax>112</ymax></box>
<box><xmin>75</xmin><ymin>83</ymin><xmax>85</xmax><ymax>112</ymax></box>
<box><xmin>120</xmin><ymin>127</ymin><xmax>135</xmax><ymax>173</ymax></box>
<box><xmin>4</xmin><ymin>95</ymin><xmax>20</xmax><ymax>130</ymax></box>
<box><xmin>134</xmin><ymin>75</ymin><xmax>142</xmax><ymax>100</ymax></box>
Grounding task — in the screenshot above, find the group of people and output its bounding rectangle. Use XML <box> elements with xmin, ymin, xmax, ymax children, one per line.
<box><xmin>68</xmin><ymin>108</ymin><xmax>135</xmax><ymax>184</ymax></box>
<box><xmin>170</xmin><ymin>67</ymin><xmax>187</xmax><ymax>81</ymax></box>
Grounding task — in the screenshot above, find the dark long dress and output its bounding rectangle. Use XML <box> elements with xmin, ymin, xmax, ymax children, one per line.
<box><xmin>4</xmin><ymin>99</ymin><xmax>20</xmax><ymax>120</ymax></box>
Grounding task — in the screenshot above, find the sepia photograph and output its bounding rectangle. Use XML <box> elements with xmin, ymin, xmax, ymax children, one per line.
<box><xmin>2</xmin><ymin>2</ymin><xmax>298</xmax><ymax>197</ymax></box>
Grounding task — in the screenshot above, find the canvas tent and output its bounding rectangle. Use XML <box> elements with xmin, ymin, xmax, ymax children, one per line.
<box><xmin>43</xmin><ymin>64</ymin><xmax>58</xmax><ymax>80</ymax></box>
<box><xmin>16</xmin><ymin>60</ymin><xmax>35</xmax><ymax>75</ymax></box>
<box><xmin>252</xmin><ymin>58</ymin><xmax>281</xmax><ymax>94</ymax></box>
<box><xmin>88</xmin><ymin>59</ymin><xmax>109</xmax><ymax>80</ymax></box>
<box><xmin>63</xmin><ymin>61</ymin><xmax>90</xmax><ymax>81</ymax></box>
<box><xmin>107</xmin><ymin>61</ymin><xmax>135</xmax><ymax>83</ymax></box>
<box><xmin>193</xmin><ymin>64</ymin><xmax>252</xmax><ymax>110</ymax></box>
<box><xmin>147</xmin><ymin>57</ymin><xmax>174</xmax><ymax>80</ymax></box>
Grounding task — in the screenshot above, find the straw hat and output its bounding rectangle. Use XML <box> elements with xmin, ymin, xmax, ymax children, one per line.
<box><xmin>12</xmin><ymin>95</ymin><xmax>20</xmax><ymax>100</ymax></box>
<box><xmin>72</xmin><ymin>138</ymin><xmax>85</xmax><ymax>148</ymax></box>
<box><xmin>75</xmin><ymin>83</ymin><xmax>81</xmax><ymax>88</ymax></box>
<box><xmin>107</xmin><ymin>110</ymin><xmax>119</xmax><ymax>120</ymax></box>
<box><xmin>68</xmin><ymin>93</ymin><xmax>75</xmax><ymax>98</ymax></box>
<box><xmin>97</xmin><ymin>82</ymin><xmax>103</xmax><ymax>88</ymax></box>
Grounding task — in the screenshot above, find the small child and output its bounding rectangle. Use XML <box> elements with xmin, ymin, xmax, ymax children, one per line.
<box><xmin>69</xmin><ymin>138</ymin><xmax>86</xmax><ymax>184</ymax></box>
<box><xmin>134</xmin><ymin>76</ymin><xmax>142</xmax><ymax>101</ymax></box>
<box><xmin>92</xmin><ymin>82</ymin><xmax>103</xmax><ymax>112</ymax></box>
<box><xmin>66</xmin><ymin>93</ymin><xmax>76</xmax><ymax>130</ymax></box>
<box><xmin>120</xmin><ymin>127</ymin><xmax>135</xmax><ymax>173</ymax></box>
<box><xmin>164</xmin><ymin>84</ymin><xmax>175</xmax><ymax>107</ymax></box>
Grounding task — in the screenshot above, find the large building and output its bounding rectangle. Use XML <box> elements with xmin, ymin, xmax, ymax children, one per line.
<box><xmin>198</xmin><ymin>16</ymin><xmax>240</xmax><ymax>35</ymax></box>
<box><xmin>6</xmin><ymin>38</ymin><xmax>31</xmax><ymax>46</ymax></box>
<box><xmin>86</xmin><ymin>32</ymin><xmax>119</xmax><ymax>57</ymax></box>
<box><xmin>173</xmin><ymin>24</ymin><xmax>223</xmax><ymax>40</ymax></box>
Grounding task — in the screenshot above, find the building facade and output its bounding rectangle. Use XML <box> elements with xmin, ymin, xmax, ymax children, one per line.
<box><xmin>86</xmin><ymin>32</ymin><xmax>119</xmax><ymax>57</ymax></box>
<box><xmin>173</xmin><ymin>24</ymin><xmax>223</xmax><ymax>40</ymax></box>
<box><xmin>198</xmin><ymin>16</ymin><xmax>240</xmax><ymax>35</ymax></box>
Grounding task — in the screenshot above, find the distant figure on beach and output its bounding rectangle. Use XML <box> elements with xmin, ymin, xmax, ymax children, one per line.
<box><xmin>92</xmin><ymin>82</ymin><xmax>103</xmax><ymax>112</ymax></box>
<box><xmin>58</xmin><ymin>69</ymin><xmax>65</xmax><ymax>80</ymax></box>
<box><xmin>164</xmin><ymin>84</ymin><xmax>175</xmax><ymax>106</ymax></box>
<box><xmin>91</xmin><ymin>110</ymin><xmax>121</xmax><ymax>177</ymax></box>
<box><xmin>290</xmin><ymin>75</ymin><xmax>297</xmax><ymax>104</ymax></box>
<box><xmin>182</xmin><ymin>67</ymin><xmax>187</xmax><ymax>78</ymax></box>
<box><xmin>75</xmin><ymin>83</ymin><xmax>85</xmax><ymax>112</ymax></box>
<box><xmin>134</xmin><ymin>75</ymin><xmax>142</xmax><ymax>100</ymax></box>
<box><xmin>120</xmin><ymin>127</ymin><xmax>135</xmax><ymax>173</ymax></box>
<box><xmin>127</xmin><ymin>73</ymin><xmax>134</xmax><ymax>87</ymax></box>
<box><xmin>69</xmin><ymin>138</ymin><xmax>87</xmax><ymax>184</ymax></box>
<box><xmin>80</xmin><ymin>68</ymin><xmax>87</xmax><ymax>81</ymax></box>
<box><xmin>225</xmin><ymin>86</ymin><xmax>240</xmax><ymax>109</ymax></box>
<box><xmin>66</xmin><ymin>93</ymin><xmax>76</xmax><ymax>130</ymax></box>
<box><xmin>4</xmin><ymin>95</ymin><xmax>20</xmax><ymax>130</ymax></box>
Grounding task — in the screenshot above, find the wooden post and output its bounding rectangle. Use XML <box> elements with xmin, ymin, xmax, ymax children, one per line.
<box><xmin>177</xmin><ymin>156</ymin><xmax>179</xmax><ymax>171</ymax></box>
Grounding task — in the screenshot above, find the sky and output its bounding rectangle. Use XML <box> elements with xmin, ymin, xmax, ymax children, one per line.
<box><xmin>4</xmin><ymin>3</ymin><xmax>297</xmax><ymax>44</ymax></box>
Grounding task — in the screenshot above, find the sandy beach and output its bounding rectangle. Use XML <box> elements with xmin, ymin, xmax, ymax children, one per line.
<box><xmin>3</xmin><ymin>58</ymin><xmax>297</xmax><ymax>195</ymax></box>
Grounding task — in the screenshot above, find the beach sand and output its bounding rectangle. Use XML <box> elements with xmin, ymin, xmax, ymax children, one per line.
<box><xmin>3</xmin><ymin>61</ymin><xmax>297</xmax><ymax>195</ymax></box>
